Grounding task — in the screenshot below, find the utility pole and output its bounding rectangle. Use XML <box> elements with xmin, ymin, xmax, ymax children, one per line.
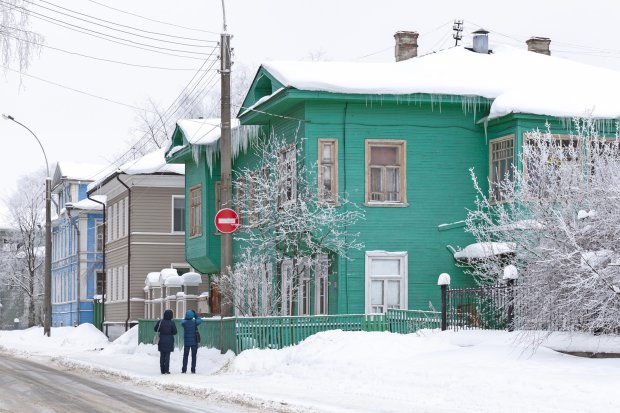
<box><xmin>219</xmin><ymin>0</ymin><xmax>233</xmax><ymax>317</ymax></box>
<box><xmin>453</xmin><ymin>20</ymin><xmax>464</xmax><ymax>47</ymax></box>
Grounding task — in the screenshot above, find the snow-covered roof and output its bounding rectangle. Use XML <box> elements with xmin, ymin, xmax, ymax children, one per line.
<box><xmin>87</xmin><ymin>147</ymin><xmax>184</xmax><ymax>191</ymax></box>
<box><xmin>67</xmin><ymin>195</ymin><xmax>107</xmax><ymax>210</ymax></box>
<box><xmin>454</xmin><ymin>242</ymin><xmax>516</xmax><ymax>260</ymax></box>
<box><xmin>258</xmin><ymin>45</ymin><xmax>620</xmax><ymax>120</ymax></box>
<box><xmin>165</xmin><ymin>118</ymin><xmax>259</xmax><ymax>176</ymax></box>
<box><xmin>56</xmin><ymin>162</ymin><xmax>108</xmax><ymax>182</ymax></box>
<box><xmin>177</xmin><ymin>118</ymin><xmax>240</xmax><ymax>146</ymax></box>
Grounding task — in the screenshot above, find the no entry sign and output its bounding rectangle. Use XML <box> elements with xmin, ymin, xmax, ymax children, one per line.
<box><xmin>214</xmin><ymin>208</ymin><xmax>239</xmax><ymax>233</ymax></box>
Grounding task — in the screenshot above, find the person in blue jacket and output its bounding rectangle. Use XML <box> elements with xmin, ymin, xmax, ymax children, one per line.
<box><xmin>181</xmin><ymin>309</ymin><xmax>202</xmax><ymax>373</ymax></box>
<box><xmin>154</xmin><ymin>309</ymin><xmax>177</xmax><ymax>374</ymax></box>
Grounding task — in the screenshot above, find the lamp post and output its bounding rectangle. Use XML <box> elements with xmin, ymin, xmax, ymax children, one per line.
<box><xmin>2</xmin><ymin>114</ymin><xmax>52</xmax><ymax>337</ymax></box>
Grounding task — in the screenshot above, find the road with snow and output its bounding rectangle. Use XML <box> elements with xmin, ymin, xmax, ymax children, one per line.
<box><xmin>0</xmin><ymin>354</ymin><xmax>254</xmax><ymax>413</ymax></box>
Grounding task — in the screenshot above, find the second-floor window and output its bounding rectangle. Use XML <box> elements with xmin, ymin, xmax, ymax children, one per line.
<box><xmin>318</xmin><ymin>139</ymin><xmax>338</xmax><ymax>203</ymax></box>
<box><xmin>189</xmin><ymin>185</ymin><xmax>202</xmax><ymax>238</ymax></box>
<box><xmin>96</xmin><ymin>222</ymin><xmax>104</xmax><ymax>252</ymax></box>
<box><xmin>278</xmin><ymin>145</ymin><xmax>297</xmax><ymax>208</ymax></box>
<box><xmin>365</xmin><ymin>140</ymin><xmax>406</xmax><ymax>205</ymax></box>
<box><xmin>489</xmin><ymin>135</ymin><xmax>515</xmax><ymax>202</ymax></box>
<box><xmin>172</xmin><ymin>196</ymin><xmax>185</xmax><ymax>233</ymax></box>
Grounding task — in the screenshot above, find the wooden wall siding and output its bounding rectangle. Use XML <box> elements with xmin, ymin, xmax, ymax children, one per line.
<box><xmin>193</xmin><ymin>97</ymin><xmax>564</xmax><ymax>313</ymax></box>
<box><xmin>185</xmin><ymin>148</ymin><xmax>220</xmax><ymax>273</ymax></box>
<box><xmin>303</xmin><ymin>100</ymin><xmax>497</xmax><ymax>312</ymax></box>
<box><xmin>131</xmin><ymin>187</ymin><xmax>185</xmax><ymax>233</ymax></box>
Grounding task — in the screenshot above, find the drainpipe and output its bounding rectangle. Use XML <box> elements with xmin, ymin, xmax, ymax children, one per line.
<box><xmin>116</xmin><ymin>175</ymin><xmax>131</xmax><ymax>332</ymax></box>
<box><xmin>65</xmin><ymin>206</ymin><xmax>80</xmax><ymax>326</ymax></box>
<box><xmin>87</xmin><ymin>193</ymin><xmax>106</xmax><ymax>330</ymax></box>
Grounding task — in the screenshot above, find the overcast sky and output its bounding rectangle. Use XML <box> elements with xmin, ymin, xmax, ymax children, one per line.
<box><xmin>1</xmin><ymin>0</ymin><xmax>619</xmax><ymax>224</ymax></box>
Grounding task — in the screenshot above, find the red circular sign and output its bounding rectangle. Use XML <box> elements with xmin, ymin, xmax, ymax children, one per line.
<box><xmin>214</xmin><ymin>208</ymin><xmax>239</xmax><ymax>233</ymax></box>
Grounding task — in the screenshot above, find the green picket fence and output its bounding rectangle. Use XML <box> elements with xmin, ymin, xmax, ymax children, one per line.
<box><xmin>138</xmin><ymin>309</ymin><xmax>441</xmax><ymax>354</ymax></box>
<box><xmin>387</xmin><ymin>309</ymin><xmax>442</xmax><ymax>333</ymax></box>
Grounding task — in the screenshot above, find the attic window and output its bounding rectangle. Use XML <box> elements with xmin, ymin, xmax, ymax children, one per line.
<box><xmin>254</xmin><ymin>75</ymin><xmax>273</xmax><ymax>102</ymax></box>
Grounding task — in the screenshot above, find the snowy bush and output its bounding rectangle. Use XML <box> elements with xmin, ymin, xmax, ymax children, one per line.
<box><xmin>465</xmin><ymin>118</ymin><xmax>620</xmax><ymax>334</ymax></box>
<box><xmin>214</xmin><ymin>131</ymin><xmax>364</xmax><ymax>316</ymax></box>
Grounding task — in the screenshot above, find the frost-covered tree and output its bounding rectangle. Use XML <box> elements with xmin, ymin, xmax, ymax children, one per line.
<box><xmin>1</xmin><ymin>171</ymin><xmax>46</xmax><ymax>327</ymax></box>
<box><xmin>465</xmin><ymin>118</ymin><xmax>620</xmax><ymax>334</ymax></box>
<box><xmin>215</xmin><ymin>131</ymin><xmax>364</xmax><ymax>316</ymax></box>
<box><xmin>1</xmin><ymin>1</ymin><xmax>43</xmax><ymax>71</ymax></box>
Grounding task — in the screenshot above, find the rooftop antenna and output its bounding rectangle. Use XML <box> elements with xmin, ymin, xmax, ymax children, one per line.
<box><xmin>452</xmin><ymin>20</ymin><xmax>464</xmax><ymax>46</ymax></box>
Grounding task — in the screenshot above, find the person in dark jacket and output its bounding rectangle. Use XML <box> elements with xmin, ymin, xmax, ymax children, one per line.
<box><xmin>181</xmin><ymin>309</ymin><xmax>202</xmax><ymax>373</ymax></box>
<box><xmin>154</xmin><ymin>309</ymin><xmax>177</xmax><ymax>374</ymax></box>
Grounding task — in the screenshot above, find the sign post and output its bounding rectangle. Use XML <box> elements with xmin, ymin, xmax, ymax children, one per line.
<box><xmin>214</xmin><ymin>208</ymin><xmax>239</xmax><ymax>234</ymax></box>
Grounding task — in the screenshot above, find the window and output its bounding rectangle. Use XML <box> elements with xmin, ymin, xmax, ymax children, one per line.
<box><xmin>214</xmin><ymin>181</ymin><xmax>222</xmax><ymax>211</ymax></box>
<box><xmin>278</xmin><ymin>145</ymin><xmax>297</xmax><ymax>208</ymax></box>
<box><xmin>315</xmin><ymin>254</ymin><xmax>329</xmax><ymax>315</ymax></box>
<box><xmin>189</xmin><ymin>185</ymin><xmax>202</xmax><ymax>238</ymax></box>
<box><xmin>365</xmin><ymin>140</ymin><xmax>406</xmax><ymax>205</ymax></box>
<box><xmin>281</xmin><ymin>259</ymin><xmax>294</xmax><ymax>316</ymax></box>
<box><xmin>235</xmin><ymin>178</ymin><xmax>245</xmax><ymax>227</ymax></box>
<box><xmin>248</xmin><ymin>172</ymin><xmax>259</xmax><ymax>225</ymax></box>
<box><xmin>318</xmin><ymin>139</ymin><xmax>338</xmax><ymax>203</ymax></box>
<box><xmin>260</xmin><ymin>263</ymin><xmax>273</xmax><ymax>316</ymax></box>
<box><xmin>365</xmin><ymin>251</ymin><xmax>408</xmax><ymax>314</ymax></box>
<box><xmin>172</xmin><ymin>196</ymin><xmax>185</xmax><ymax>233</ymax></box>
<box><xmin>298</xmin><ymin>259</ymin><xmax>311</xmax><ymax>316</ymax></box>
<box><xmin>489</xmin><ymin>135</ymin><xmax>515</xmax><ymax>202</ymax></box>
<box><xmin>95</xmin><ymin>271</ymin><xmax>104</xmax><ymax>295</ymax></box>
<box><xmin>524</xmin><ymin>134</ymin><xmax>581</xmax><ymax>196</ymax></box>
<box><xmin>96</xmin><ymin>222</ymin><xmax>104</xmax><ymax>252</ymax></box>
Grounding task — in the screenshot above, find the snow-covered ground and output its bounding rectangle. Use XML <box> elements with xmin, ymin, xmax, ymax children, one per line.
<box><xmin>1</xmin><ymin>324</ymin><xmax>619</xmax><ymax>412</ymax></box>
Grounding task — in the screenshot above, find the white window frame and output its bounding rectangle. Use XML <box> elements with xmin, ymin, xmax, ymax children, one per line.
<box><xmin>489</xmin><ymin>135</ymin><xmax>515</xmax><ymax>203</ymax></box>
<box><xmin>171</xmin><ymin>195</ymin><xmax>185</xmax><ymax>234</ymax></box>
<box><xmin>365</xmin><ymin>140</ymin><xmax>407</xmax><ymax>206</ymax></box>
<box><xmin>278</xmin><ymin>145</ymin><xmax>297</xmax><ymax>208</ymax></box>
<box><xmin>315</xmin><ymin>254</ymin><xmax>329</xmax><ymax>315</ymax></box>
<box><xmin>297</xmin><ymin>258</ymin><xmax>311</xmax><ymax>316</ymax></box>
<box><xmin>318</xmin><ymin>139</ymin><xmax>338</xmax><ymax>204</ymax></box>
<box><xmin>365</xmin><ymin>251</ymin><xmax>408</xmax><ymax>314</ymax></box>
<box><xmin>281</xmin><ymin>259</ymin><xmax>294</xmax><ymax>316</ymax></box>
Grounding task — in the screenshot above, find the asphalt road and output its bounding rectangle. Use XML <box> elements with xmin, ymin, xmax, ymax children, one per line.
<box><xmin>0</xmin><ymin>354</ymin><xmax>254</xmax><ymax>413</ymax></box>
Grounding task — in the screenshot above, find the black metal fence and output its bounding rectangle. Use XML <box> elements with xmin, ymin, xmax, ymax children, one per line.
<box><xmin>441</xmin><ymin>281</ymin><xmax>517</xmax><ymax>331</ymax></box>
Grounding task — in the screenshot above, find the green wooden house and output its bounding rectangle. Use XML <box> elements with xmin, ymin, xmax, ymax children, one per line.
<box><xmin>166</xmin><ymin>31</ymin><xmax>620</xmax><ymax>316</ymax></box>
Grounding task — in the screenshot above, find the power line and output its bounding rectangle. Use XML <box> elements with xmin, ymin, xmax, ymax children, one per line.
<box><xmin>1</xmin><ymin>64</ymin><xmax>162</xmax><ymax>113</ymax></box>
<box><xmin>0</xmin><ymin>0</ymin><xmax>216</xmax><ymax>56</ymax></box>
<box><xmin>2</xmin><ymin>28</ymin><xmax>217</xmax><ymax>71</ymax></box>
<box><xmin>27</xmin><ymin>14</ymin><xmax>212</xmax><ymax>61</ymax></box>
<box><xmin>84</xmin><ymin>0</ymin><xmax>220</xmax><ymax>35</ymax></box>
<box><xmin>30</xmin><ymin>0</ymin><xmax>216</xmax><ymax>43</ymax></box>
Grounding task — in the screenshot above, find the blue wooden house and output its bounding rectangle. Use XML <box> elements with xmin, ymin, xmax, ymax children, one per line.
<box><xmin>51</xmin><ymin>163</ymin><xmax>106</xmax><ymax>327</ymax></box>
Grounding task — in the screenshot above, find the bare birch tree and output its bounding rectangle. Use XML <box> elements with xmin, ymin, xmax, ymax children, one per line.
<box><xmin>215</xmin><ymin>131</ymin><xmax>364</xmax><ymax>316</ymax></box>
<box><xmin>1</xmin><ymin>0</ymin><xmax>43</xmax><ymax>71</ymax></box>
<box><xmin>1</xmin><ymin>171</ymin><xmax>46</xmax><ymax>327</ymax></box>
<box><xmin>465</xmin><ymin>118</ymin><xmax>620</xmax><ymax>335</ymax></box>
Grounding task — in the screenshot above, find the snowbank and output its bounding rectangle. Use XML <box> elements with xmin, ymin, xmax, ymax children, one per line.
<box><xmin>1</xmin><ymin>325</ymin><xmax>619</xmax><ymax>413</ymax></box>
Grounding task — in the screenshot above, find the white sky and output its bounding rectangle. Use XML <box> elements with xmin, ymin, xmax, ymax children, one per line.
<box><xmin>1</xmin><ymin>0</ymin><xmax>619</xmax><ymax>224</ymax></box>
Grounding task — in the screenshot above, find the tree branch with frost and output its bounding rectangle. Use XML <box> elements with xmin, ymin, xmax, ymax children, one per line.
<box><xmin>218</xmin><ymin>131</ymin><xmax>364</xmax><ymax>315</ymax></box>
<box><xmin>464</xmin><ymin>119</ymin><xmax>620</xmax><ymax>334</ymax></box>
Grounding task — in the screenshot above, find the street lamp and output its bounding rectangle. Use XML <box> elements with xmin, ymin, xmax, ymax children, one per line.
<box><xmin>2</xmin><ymin>114</ymin><xmax>52</xmax><ymax>337</ymax></box>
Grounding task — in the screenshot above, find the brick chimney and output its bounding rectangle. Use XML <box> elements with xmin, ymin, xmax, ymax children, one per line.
<box><xmin>526</xmin><ymin>37</ymin><xmax>551</xmax><ymax>55</ymax></box>
<box><xmin>394</xmin><ymin>31</ymin><xmax>419</xmax><ymax>62</ymax></box>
